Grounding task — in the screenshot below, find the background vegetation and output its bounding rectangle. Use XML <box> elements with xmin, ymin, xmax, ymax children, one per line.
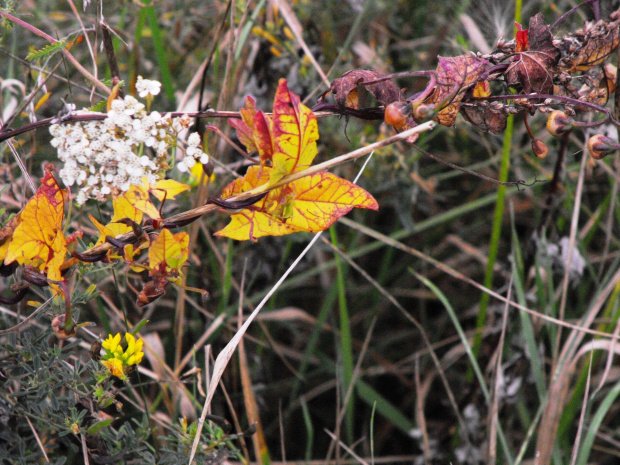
<box><xmin>1</xmin><ymin>0</ymin><xmax>619</xmax><ymax>464</ymax></box>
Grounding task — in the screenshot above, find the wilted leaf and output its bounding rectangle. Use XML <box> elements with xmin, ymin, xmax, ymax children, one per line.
<box><xmin>271</xmin><ymin>79</ymin><xmax>319</xmax><ymax>181</ymax></box>
<box><xmin>4</xmin><ymin>170</ymin><xmax>66</xmax><ymax>282</ymax></box>
<box><xmin>505</xmin><ymin>13</ymin><xmax>560</xmax><ymax>95</ymax></box>
<box><xmin>425</xmin><ymin>55</ymin><xmax>489</xmax><ymax>126</ymax></box>
<box><xmin>556</xmin><ymin>66</ymin><xmax>614</xmax><ymax>110</ymax></box>
<box><xmin>460</xmin><ymin>103</ymin><xmax>508</xmax><ymax>134</ymax></box>
<box><xmin>558</xmin><ymin>15</ymin><xmax>620</xmax><ymax>73</ymax></box>
<box><xmin>328</xmin><ymin>69</ymin><xmax>402</xmax><ymax>108</ymax></box>
<box><xmin>136</xmin><ymin>276</ymin><xmax>168</xmax><ymax>307</ymax></box>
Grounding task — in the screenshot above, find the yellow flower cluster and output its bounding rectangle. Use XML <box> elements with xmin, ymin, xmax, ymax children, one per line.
<box><xmin>100</xmin><ymin>332</ymin><xmax>144</xmax><ymax>380</ymax></box>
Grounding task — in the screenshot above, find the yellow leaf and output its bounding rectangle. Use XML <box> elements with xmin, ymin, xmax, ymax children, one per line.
<box><xmin>149</xmin><ymin>178</ymin><xmax>190</xmax><ymax>201</ymax></box>
<box><xmin>89</xmin><ymin>194</ymin><xmax>142</xmax><ymax>245</ymax></box>
<box><xmin>215</xmin><ymin>210</ymin><xmax>304</xmax><ymax>242</ymax></box>
<box><xmin>215</xmin><ymin>167</ymin><xmax>377</xmax><ymax>241</ymax></box>
<box><xmin>5</xmin><ymin>171</ymin><xmax>67</xmax><ymax>282</ymax></box>
<box><xmin>270</xmin><ymin>79</ymin><xmax>319</xmax><ymax>181</ymax></box>
<box><xmin>122</xmin><ymin>184</ymin><xmax>160</xmax><ymax>219</ymax></box>
<box><xmin>89</xmin><ymin>214</ymin><xmax>117</xmax><ymax>247</ymax></box>
<box><xmin>111</xmin><ymin>196</ymin><xmax>143</xmax><ymax>226</ymax></box>
<box><xmin>148</xmin><ymin>229</ymin><xmax>190</xmax><ymax>274</ymax></box>
<box><xmin>282</xmin><ymin>171</ymin><xmax>378</xmax><ymax>232</ymax></box>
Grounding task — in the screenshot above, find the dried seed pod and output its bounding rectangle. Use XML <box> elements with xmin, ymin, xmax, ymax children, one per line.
<box><xmin>384</xmin><ymin>102</ymin><xmax>412</xmax><ymax>128</ymax></box>
<box><xmin>587</xmin><ymin>134</ymin><xmax>617</xmax><ymax>159</ymax></box>
<box><xmin>413</xmin><ymin>103</ymin><xmax>435</xmax><ymax>120</ymax></box>
<box><xmin>546</xmin><ymin>110</ymin><xmax>574</xmax><ymax>137</ymax></box>
<box><xmin>532</xmin><ymin>139</ymin><xmax>549</xmax><ymax>159</ymax></box>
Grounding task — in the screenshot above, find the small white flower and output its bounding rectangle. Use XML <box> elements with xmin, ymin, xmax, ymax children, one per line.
<box><xmin>188</xmin><ymin>132</ymin><xmax>201</xmax><ymax>147</ymax></box>
<box><xmin>76</xmin><ymin>191</ymin><xmax>88</xmax><ymax>205</ymax></box>
<box><xmin>199</xmin><ymin>153</ymin><xmax>209</xmax><ymax>164</ymax></box>
<box><xmin>183</xmin><ymin>156</ymin><xmax>196</xmax><ymax>169</ymax></box>
<box><xmin>136</xmin><ymin>76</ymin><xmax>162</xmax><ymax>98</ymax></box>
<box><xmin>186</xmin><ymin>146</ymin><xmax>200</xmax><ymax>157</ymax></box>
<box><xmin>177</xmin><ymin>161</ymin><xmax>188</xmax><ymax>172</ymax></box>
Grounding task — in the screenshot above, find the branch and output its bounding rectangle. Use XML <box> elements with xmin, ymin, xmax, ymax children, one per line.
<box><xmin>0</xmin><ymin>10</ymin><xmax>111</xmax><ymax>95</ymax></box>
<box><xmin>63</xmin><ymin>121</ymin><xmax>436</xmax><ymax>264</ymax></box>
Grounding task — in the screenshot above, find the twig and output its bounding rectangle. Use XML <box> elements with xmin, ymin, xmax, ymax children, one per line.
<box><xmin>0</xmin><ymin>10</ymin><xmax>111</xmax><ymax>95</ymax></box>
<box><xmin>100</xmin><ymin>21</ymin><xmax>124</xmax><ymax>98</ymax></box>
<box><xmin>0</xmin><ymin>296</ymin><xmax>53</xmax><ymax>335</ymax></box>
<box><xmin>412</xmin><ymin>143</ymin><xmax>538</xmax><ymax>188</ymax></box>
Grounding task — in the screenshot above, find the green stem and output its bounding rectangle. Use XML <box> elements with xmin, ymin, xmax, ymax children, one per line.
<box><xmin>330</xmin><ymin>227</ymin><xmax>354</xmax><ymax>444</ymax></box>
<box><xmin>471</xmin><ymin>114</ymin><xmax>514</xmax><ymax>368</ymax></box>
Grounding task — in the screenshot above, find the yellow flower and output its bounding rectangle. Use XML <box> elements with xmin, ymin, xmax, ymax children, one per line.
<box><xmin>102</xmin><ymin>333</ymin><xmax>122</xmax><ymax>356</ymax></box>
<box><xmin>124</xmin><ymin>333</ymin><xmax>144</xmax><ymax>366</ymax></box>
<box><xmin>101</xmin><ymin>358</ymin><xmax>126</xmax><ymax>380</ymax></box>
<box><xmin>100</xmin><ymin>332</ymin><xmax>145</xmax><ymax>380</ymax></box>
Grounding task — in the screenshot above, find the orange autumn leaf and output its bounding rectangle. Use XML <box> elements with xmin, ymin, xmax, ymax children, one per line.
<box><xmin>214</xmin><ymin>166</ymin><xmax>303</xmax><ymax>241</ymax></box>
<box><xmin>4</xmin><ymin>170</ymin><xmax>67</xmax><ymax>282</ymax></box>
<box><xmin>214</xmin><ymin>166</ymin><xmax>377</xmax><ymax>241</ymax></box>
<box><xmin>148</xmin><ymin>229</ymin><xmax>189</xmax><ymax>281</ymax></box>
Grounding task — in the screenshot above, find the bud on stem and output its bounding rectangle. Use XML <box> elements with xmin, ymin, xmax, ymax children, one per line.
<box><xmin>587</xmin><ymin>134</ymin><xmax>619</xmax><ymax>160</ymax></box>
<box><xmin>546</xmin><ymin>110</ymin><xmax>574</xmax><ymax>137</ymax></box>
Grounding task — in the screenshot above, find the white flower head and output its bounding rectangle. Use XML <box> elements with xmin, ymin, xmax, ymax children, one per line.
<box><xmin>188</xmin><ymin>132</ymin><xmax>201</xmax><ymax>147</ymax></box>
<box><xmin>136</xmin><ymin>76</ymin><xmax>162</xmax><ymax>99</ymax></box>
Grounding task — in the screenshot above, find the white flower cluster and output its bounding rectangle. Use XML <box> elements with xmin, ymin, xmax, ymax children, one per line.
<box><xmin>176</xmin><ymin>132</ymin><xmax>209</xmax><ymax>172</ymax></box>
<box><xmin>49</xmin><ymin>79</ymin><xmax>206</xmax><ymax>205</ymax></box>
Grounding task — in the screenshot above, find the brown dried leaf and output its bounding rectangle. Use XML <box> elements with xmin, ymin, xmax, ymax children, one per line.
<box><xmin>425</xmin><ymin>55</ymin><xmax>489</xmax><ymax>126</ymax></box>
<box><xmin>460</xmin><ymin>103</ymin><xmax>508</xmax><ymax>134</ymax></box>
<box><xmin>554</xmin><ymin>67</ymin><xmax>613</xmax><ymax>111</ymax></box>
<box><xmin>505</xmin><ymin>13</ymin><xmax>560</xmax><ymax>95</ymax></box>
<box><xmin>329</xmin><ymin>69</ymin><xmax>401</xmax><ymax>108</ymax></box>
<box><xmin>558</xmin><ymin>14</ymin><xmax>620</xmax><ymax>73</ymax></box>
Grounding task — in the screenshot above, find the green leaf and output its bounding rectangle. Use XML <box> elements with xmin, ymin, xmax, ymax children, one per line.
<box><xmin>26</xmin><ymin>40</ymin><xmax>67</xmax><ymax>61</ymax></box>
<box><xmin>131</xmin><ymin>318</ymin><xmax>150</xmax><ymax>336</ymax></box>
<box><xmin>87</xmin><ymin>418</ymin><xmax>114</xmax><ymax>435</ymax></box>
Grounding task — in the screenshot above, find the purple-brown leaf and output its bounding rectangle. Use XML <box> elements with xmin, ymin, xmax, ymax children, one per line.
<box><xmin>328</xmin><ymin>69</ymin><xmax>402</xmax><ymax>108</ymax></box>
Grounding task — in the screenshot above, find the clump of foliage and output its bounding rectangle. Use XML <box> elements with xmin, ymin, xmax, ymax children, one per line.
<box><xmin>1</xmin><ymin>0</ymin><xmax>620</xmax><ymax>464</ymax></box>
